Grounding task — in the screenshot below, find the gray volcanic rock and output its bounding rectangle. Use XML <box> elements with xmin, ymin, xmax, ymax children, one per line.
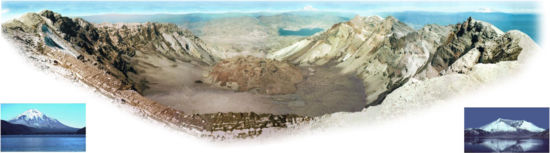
<box><xmin>482</xmin><ymin>30</ymin><xmax>538</xmax><ymax>63</ymax></box>
<box><xmin>269</xmin><ymin>15</ymin><xmax>538</xmax><ymax>106</ymax></box>
<box><xmin>268</xmin><ymin>15</ymin><xmax>422</xmax><ymax>105</ymax></box>
<box><xmin>430</xmin><ymin>17</ymin><xmax>504</xmax><ymax>72</ymax></box>
<box><xmin>2</xmin><ymin>10</ymin><xmax>220</xmax><ymax>92</ymax></box>
<box><xmin>429</xmin><ymin>17</ymin><xmax>538</xmax><ymax>73</ymax></box>
<box><xmin>442</xmin><ymin>48</ymin><xmax>481</xmax><ymax>74</ymax></box>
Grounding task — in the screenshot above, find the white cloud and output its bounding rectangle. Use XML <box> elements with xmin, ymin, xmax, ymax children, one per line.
<box><xmin>303</xmin><ymin>5</ymin><xmax>318</xmax><ymax>11</ymax></box>
<box><xmin>476</xmin><ymin>8</ymin><xmax>494</xmax><ymax>13</ymax></box>
<box><xmin>1</xmin><ymin>9</ymin><xmax>9</xmax><ymax>14</ymax></box>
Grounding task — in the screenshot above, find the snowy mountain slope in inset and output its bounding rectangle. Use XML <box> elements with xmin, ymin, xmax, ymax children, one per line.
<box><xmin>480</xmin><ymin>118</ymin><xmax>545</xmax><ymax>133</ymax></box>
<box><xmin>517</xmin><ymin>121</ymin><xmax>546</xmax><ymax>132</ymax></box>
<box><xmin>8</xmin><ymin>109</ymin><xmax>75</xmax><ymax>129</ymax></box>
<box><xmin>15</xmin><ymin>109</ymin><xmax>44</xmax><ymax>120</ymax></box>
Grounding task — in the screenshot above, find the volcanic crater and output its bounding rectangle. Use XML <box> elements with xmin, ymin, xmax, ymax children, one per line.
<box><xmin>1</xmin><ymin>10</ymin><xmax>538</xmax><ymax>138</ymax></box>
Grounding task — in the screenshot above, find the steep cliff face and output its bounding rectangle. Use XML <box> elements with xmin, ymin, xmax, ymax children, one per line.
<box><xmin>268</xmin><ymin>15</ymin><xmax>448</xmax><ymax>105</ymax></box>
<box><xmin>430</xmin><ymin>17</ymin><xmax>504</xmax><ymax>72</ymax></box>
<box><xmin>429</xmin><ymin>17</ymin><xmax>536</xmax><ymax>73</ymax></box>
<box><xmin>269</xmin><ymin>15</ymin><xmax>538</xmax><ymax>106</ymax></box>
<box><xmin>2</xmin><ymin>10</ymin><xmax>220</xmax><ymax>92</ymax></box>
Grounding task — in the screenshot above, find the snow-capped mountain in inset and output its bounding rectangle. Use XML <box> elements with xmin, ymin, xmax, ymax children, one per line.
<box><xmin>16</xmin><ymin>109</ymin><xmax>44</xmax><ymax>120</ymax></box>
<box><xmin>8</xmin><ymin>109</ymin><xmax>76</xmax><ymax>130</ymax></box>
<box><xmin>479</xmin><ymin>118</ymin><xmax>545</xmax><ymax>133</ymax></box>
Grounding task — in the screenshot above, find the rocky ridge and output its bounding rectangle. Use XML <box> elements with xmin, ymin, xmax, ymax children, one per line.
<box><xmin>269</xmin><ymin>16</ymin><xmax>538</xmax><ymax>106</ymax></box>
<box><xmin>2</xmin><ymin>10</ymin><xmax>220</xmax><ymax>92</ymax></box>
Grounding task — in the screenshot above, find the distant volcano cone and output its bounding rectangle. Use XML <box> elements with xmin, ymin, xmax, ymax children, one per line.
<box><xmin>8</xmin><ymin>109</ymin><xmax>78</xmax><ymax>133</ymax></box>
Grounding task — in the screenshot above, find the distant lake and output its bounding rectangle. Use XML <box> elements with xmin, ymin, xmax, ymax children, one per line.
<box><xmin>278</xmin><ymin>28</ymin><xmax>324</xmax><ymax>36</ymax></box>
<box><xmin>465</xmin><ymin>138</ymin><xmax>549</xmax><ymax>152</ymax></box>
<box><xmin>1</xmin><ymin>135</ymin><xmax>85</xmax><ymax>152</ymax></box>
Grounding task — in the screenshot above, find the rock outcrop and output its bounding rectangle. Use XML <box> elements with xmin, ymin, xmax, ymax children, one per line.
<box><xmin>205</xmin><ymin>56</ymin><xmax>303</xmax><ymax>95</ymax></box>
<box><xmin>269</xmin><ymin>16</ymin><xmax>538</xmax><ymax>106</ymax></box>
<box><xmin>2</xmin><ymin>10</ymin><xmax>220</xmax><ymax>92</ymax></box>
<box><xmin>429</xmin><ymin>17</ymin><xmax>536</xmax><ymax>73</ymax></box>
<box><xmin>430</xmin><ymin>17</ymin><xmax>503</xmax><ymax>72</ymax></box>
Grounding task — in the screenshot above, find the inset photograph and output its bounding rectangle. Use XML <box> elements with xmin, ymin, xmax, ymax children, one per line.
<box><xmin>464</xmin><ymin>107</ymin><xmax>549</xmax><ymax>153</ymax></box>
<box><xmin>1</xmin><ymin>103</ymin><xmax>86</xmax><ymax>152</ymax></box>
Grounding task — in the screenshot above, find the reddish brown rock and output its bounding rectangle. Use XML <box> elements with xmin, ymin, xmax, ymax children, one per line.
<box><xmin>205</xmin><ymin>56</ymin><xmax>303</xmax><ymax>95</ymax></box>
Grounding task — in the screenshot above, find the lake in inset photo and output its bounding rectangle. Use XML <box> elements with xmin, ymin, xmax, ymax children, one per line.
<box><xmin>464</xmin><ymin>108</ymin><xmax>549</xmax><ymax>153</ymax></box>
<box><xmin>1</xmin><ymin>103</ymin><xmax>86</xmax><ymax>152</ymax></box>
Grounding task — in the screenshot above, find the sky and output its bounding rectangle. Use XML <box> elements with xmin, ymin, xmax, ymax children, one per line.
<box><xmin>0</xmin><ymin>1</ymin><xmax>539</xmax><ymax>20</ymax></box>
<box><xmin>1</xmin><ymin>103</ymin><xmax>86</xmax><ymax>128</ymax></box>
<box><xmin>464</xmin><ymin>108</ymin><xmax>549</xmax><ymax>129</ymax></box>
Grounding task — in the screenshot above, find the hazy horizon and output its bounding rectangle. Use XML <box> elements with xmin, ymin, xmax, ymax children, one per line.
<box><xmin>1</xmin><ymin>1</ymin><xmax>539</xmax><ymax>19</ymax></box>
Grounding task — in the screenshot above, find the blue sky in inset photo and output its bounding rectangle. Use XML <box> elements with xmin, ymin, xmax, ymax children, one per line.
<box><xmin>464</xmin><ymin>108</ymin><xmax>549</xmax><ymax>129</ymax></box>
<box><xmin>1</xmin><ymin>103</ymin><xmax>86</xmax><ymax>128</ymax></box>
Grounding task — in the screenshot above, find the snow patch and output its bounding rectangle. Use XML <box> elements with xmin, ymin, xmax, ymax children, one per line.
<box><xmin>476</xmin><ymin>8</ymin><xmax>494</xmax><ymax>13</ymax></box>
<box><xmin>1</xmin><ymin>9</ymin><xmax>9</xmax><ymax>14</ymax></box>
<box><xmin>16</xmin><ymin>109</ymin><xmax>45</xmax><ymax>120</ymax></box>
<box><xmin>517</xmin><ymin>121</ymin><xmax>545</xmax><ymax>132</ymax></box>
<box><xmin>303</xmin><ymin>5</ymin><xmax>318</xmax><ymax>11</ymax></box>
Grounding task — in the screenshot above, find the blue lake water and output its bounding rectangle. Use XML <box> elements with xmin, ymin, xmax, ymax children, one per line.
<box><xmin>465</xmin><ymin>138</ymin><xmax>549</xmax><ymax>152</ymax></box>
<box><xmin>0</xmin><ymin>1</ymin><xmax>540</xmax><ymax>42</ymax></box>
<box><xmin>1</xmin><ymin>135</ymin><xmax>86</xmax><ymax>152</ymax></box>
<box><xmin>279</xmin><ymin>28</ymin><xmax>324</xmax><ymax>36</ymax></box>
